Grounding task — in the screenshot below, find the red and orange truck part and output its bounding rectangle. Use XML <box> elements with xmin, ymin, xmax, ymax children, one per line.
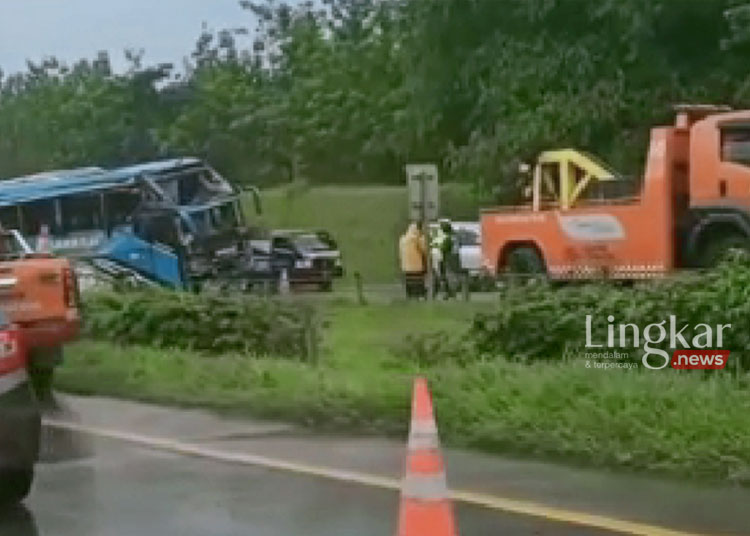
<box><xmin>0</xmin><ymin>229</ymin><xmax>80</xmax><ymax>401</ymax></box>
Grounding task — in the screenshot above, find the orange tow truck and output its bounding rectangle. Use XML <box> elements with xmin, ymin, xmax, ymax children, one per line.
<box><xmin>481</xmin><ymin>105</ymin><xmax>750</xmax><ymax>279</ymax></box>
<box><xmin>0</xmin><ymin>229</ymin><xmax>80</xmax><ymax>400</ymax></box>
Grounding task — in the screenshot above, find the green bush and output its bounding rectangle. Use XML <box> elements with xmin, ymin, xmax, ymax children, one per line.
<box><xmin>389</xmin><ymin>331</ymin><xmax>475</xmax><ymax>369</ymax></box>
<box><xmin>470</xmin><ymin>259</ymin><xmax>750</xmax><ymax>369</ymax></box>
<box><xmin>83</xmin><ymin>289</ymin><xmax>318</xmax><ymax>359</ymax></box>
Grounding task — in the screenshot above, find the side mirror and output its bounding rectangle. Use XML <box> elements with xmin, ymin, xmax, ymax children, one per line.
<box><xmin>242</xmin><ymin>185</ymin><xmax>263</xmax><ymax>215</ymax></box>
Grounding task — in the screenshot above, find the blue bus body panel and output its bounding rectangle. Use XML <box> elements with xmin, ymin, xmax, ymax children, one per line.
<box><xmin>97</xmin><ymin>232</ymin><xmax>185</xmax><ymax>289</ymax></box>
<box><xmin>0</xmin><ymin>158</ymin><xmax>202</xmax><ymax>207</ymax></box>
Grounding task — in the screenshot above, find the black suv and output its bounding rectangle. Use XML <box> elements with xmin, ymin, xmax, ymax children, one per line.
<box><xmin>271</xmin><ymin>230</ymin><xmax>343</xmax><ymax>291</ymax></box>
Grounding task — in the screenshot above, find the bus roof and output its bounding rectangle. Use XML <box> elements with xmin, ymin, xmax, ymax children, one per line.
<box><xmin>0</xmin><ymin>157</ymin><xmax>203</xmax><ymax>207</ymax></box>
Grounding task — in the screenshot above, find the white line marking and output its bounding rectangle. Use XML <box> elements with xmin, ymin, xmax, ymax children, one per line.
<box><xmin>0</xmin><ymin>368</ymin><xmax>28</xmax><ymax>394</ymax></box>
<box><xmin>401</xmin><ymin>471</ymin><xmax>449</xmax><ymax>500</ymax></box>
<box><xmin>43</xmin><ymin>419</ymin><xmax>711</xmax><ymax>536</ymax></box>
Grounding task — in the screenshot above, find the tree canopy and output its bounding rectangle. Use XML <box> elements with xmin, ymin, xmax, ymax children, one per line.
<box><xmin>3</xmin><ymin>0</ymin><xmax>750</xmax><ymax>200</ymax></box>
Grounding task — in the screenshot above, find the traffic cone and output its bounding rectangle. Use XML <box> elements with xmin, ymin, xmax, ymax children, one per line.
<box><xmin>397</xmin><ymin>377</ymin><xmax>458</xmax><ymax>536</ymax></box>
<box><xmin>37</xmin><ymin>224</ymin><xmax>51</xmax><ymax>254</ymax></box>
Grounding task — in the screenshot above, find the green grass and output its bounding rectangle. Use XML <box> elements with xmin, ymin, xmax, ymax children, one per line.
<box><xmin>250</xmin><ymin>184</ymin><xmax>479</xmax><ymax>283</ymax></box>
<box><xmin>321</xmin><ymin>299</ymin><xmax>484</xmax><ymax>369</ymax></box>
<box><xmin>59</xmin><ymin>299</ymin><xmax>750</xmax><ymax>485</ymax></box>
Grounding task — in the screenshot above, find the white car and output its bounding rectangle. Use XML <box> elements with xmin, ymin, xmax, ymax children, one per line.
<box><xmin>453</xmin><ymin>222</ymin><xmax>482</xmax><ymax>275</ymax></box>
<box><xmin>428</xmin><ymin>221</ymin><xmax>482</xmax><ymax>275</ymax></box>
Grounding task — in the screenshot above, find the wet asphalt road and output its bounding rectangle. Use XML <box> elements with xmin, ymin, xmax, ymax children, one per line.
<box><xmin>1</xmin><ymin>437</ymin><xmax>615</xmax><ymax>536</ymax></box>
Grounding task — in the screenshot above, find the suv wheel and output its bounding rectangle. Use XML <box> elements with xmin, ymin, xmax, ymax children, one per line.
<box><xmin>0</xmin><ymin>468</ymin><xmax>34</xmax><ymax>505</ymax></box>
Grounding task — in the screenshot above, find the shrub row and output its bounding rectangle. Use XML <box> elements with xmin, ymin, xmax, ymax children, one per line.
<box><xmin>469</xmin><ymin>259</ymin><xmax>750</xmax><ymax>369</ymax></box>
<box><xmin>83</xmin><ymin>290</ymin><xmax>318</xmax><ymax>359</ymax></box>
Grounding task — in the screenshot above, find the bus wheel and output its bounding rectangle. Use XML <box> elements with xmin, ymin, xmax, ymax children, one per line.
<box><xmin>700</xmin><ymin>234</ymin><xmax>750</xmax><ymax>268</ymax></box>
<box><xmin>506</xmin><ymin>246</ymin><xmax>546</xmax><ymax>283</ymax></box>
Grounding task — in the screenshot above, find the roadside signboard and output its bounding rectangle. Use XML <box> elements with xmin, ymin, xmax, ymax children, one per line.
<box><xmin>405</xmin><ymin>164</ymin><xmax>439</xmax><ymax>222</ymax></box>
<box><xmin>405</xmin><ymin>163</ymin><xmax>439</xmax><ymax>300</ymax></box>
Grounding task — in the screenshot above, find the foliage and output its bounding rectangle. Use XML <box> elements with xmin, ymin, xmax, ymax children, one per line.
<box><xmin>6</xmin><ymin>1</ymin><xmax>750</xmax><ymax>197</ymax></box>
<box><xmin>389</xmin><ymin>331</ymin><xmax>473</xmax><ymax>368</ymax></box>
<box><xmin>83</xmin><ymin>289</ymin><xmax>318</xmax><ymax>359</ymax></box>
<box><xmin>469</xmin><ymin>259</ymin><xmax>750</xmax><ymax>369</ymax></box>
<box><xmin>0</xmin><ymin>52</ymin><xmax>176</xmax><ymax>177</ymax></box>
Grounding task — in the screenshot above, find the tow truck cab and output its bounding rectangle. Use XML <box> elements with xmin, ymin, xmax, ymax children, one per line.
<box><xmin>480</xmin><ymin>105</ymin><xmax>750</xmax><ymax>279</ymax></box>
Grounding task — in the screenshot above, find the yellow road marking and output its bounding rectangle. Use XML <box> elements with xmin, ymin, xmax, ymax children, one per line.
<box><xmin>44</xmin><ymin>419</ymin><xmax>710</xmax><ymax>536</ymax></box>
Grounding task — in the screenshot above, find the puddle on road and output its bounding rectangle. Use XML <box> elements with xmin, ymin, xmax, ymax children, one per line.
<box><xmin>196</xmin><ymin>426</ymin><xmax>296</xmax><ymax>443</ymax></box>
<box><xmin>38</xmin><ymin>397</ymin><xmax>94</xmax><ymax>464</ymax></box>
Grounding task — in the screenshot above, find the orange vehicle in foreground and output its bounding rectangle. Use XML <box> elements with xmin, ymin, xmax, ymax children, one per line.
<box><xmin>481</xmin><ymin>105</ymin><xmax>750</xmax><ymax>279</ymax></box>
<box><xmin>0</xmin><ymin>229</ymin><xmax>80</xmax><ymax>401</ymax></box>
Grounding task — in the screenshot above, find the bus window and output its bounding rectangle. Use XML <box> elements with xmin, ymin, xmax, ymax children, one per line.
<box><xmin>21</xmin><ymin>200</ymin><xmax>57</xmax><ymax>235</ymax></box>
<box><xmin>172</xmin><ymin>170</ymin><xmax>232</xmax><ymax>205</ymax></box>
<box><xmin>106</xmin><ymin>190</ymin><xmax>141</xmax><ymax>228</ymax></box>
<box><xmin>178</xmin><ymin>172</ymin><xmax>201</xmax><ymax>205</ymax></box>
<box><xmin>134</xmin><ymin>212</ymin><xmax>180</xmax><ymax>248</ymax></box>
<box><xmin>190</xmin><ymin>211</ymin><xmax>210</xmax><ymax>233</ymax></box>
<box><xmin>0</xmin><ymin>207</ymin><xmax>20</xmax><ymax>230</ymax></box>
<box><xmin>210</xmin><ymin>202</ymin><xmax>238</xmax><ymax>231</ymax></box>
<box><xmin>60</xmin><ymin>194</ymin><xmax>102</xmax><ymax>233</ymax></box>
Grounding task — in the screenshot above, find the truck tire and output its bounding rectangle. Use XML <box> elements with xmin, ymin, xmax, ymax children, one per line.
<box><xmin>699</xmin><ymin>234</ymin><xmax>750</xmax><ymax>268</ymax></box>
<box><xmin>506</xmin><ymin>246</ymin><xmax>546</xmax><ymax>279</ymax></box>
<box><xmin>0</xmin><ymin>468</ymin><xmax>34</xmax><ymax>505</ymax></box>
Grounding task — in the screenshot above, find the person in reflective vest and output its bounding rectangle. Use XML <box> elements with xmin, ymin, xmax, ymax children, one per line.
<box><xmin>431</xmin><ymin>219</ymin><xmax>456</xmax><ymax>299</ymax></box>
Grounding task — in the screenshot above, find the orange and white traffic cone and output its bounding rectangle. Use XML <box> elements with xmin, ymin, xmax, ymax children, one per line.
<box><xmin>37</xmin><ymin>224</ymin><xmax>51</xmax><ymax>254</ymax></box>
<box><xmin>397</xmin><ymin>377</ymin><xmax>458</xmax><ymax>536</ymax></box>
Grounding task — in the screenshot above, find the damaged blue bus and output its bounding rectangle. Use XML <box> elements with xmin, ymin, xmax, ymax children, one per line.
<box><xmin>0</xmin><ymin>158</ymin><xmax>272</xmax><ymax>290</ymax></box>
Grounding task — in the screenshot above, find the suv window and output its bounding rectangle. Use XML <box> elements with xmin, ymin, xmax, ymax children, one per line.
<box><xmin>272</xmin><ymin>236</ymin><xmax>295</xmax><ymax>251</ymax></box>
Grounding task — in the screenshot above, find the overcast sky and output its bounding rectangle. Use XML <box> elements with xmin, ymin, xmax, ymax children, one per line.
<box><xmin>0</xmin><ymin>0</ymin><xmax>256</xmax><ymax>75</ymax></box>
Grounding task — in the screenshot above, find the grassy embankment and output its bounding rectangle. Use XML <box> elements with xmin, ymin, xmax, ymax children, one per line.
<box><xmin>253</xmin><ymin>183</ymin><xmax>479</xmax><ymax>284</ymax></box>
<box><xmin>60</xmin><ymin>296</ymin><xmax>750</xmax><ymax>486</ymax></box>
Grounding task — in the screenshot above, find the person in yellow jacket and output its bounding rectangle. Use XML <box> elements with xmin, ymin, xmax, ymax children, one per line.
<box><xmin>399</xmin><ymin>222</ymin><xmax>428</xmax><ymax>298</ymax></box>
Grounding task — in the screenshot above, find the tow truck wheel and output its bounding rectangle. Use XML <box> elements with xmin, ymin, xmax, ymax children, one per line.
<box><xmin>0</xmin><ymin>468</ymin><xmax>34</xmax><ymax>505</ymax></box>
<box><xmin>505</xmin><ymin>246</ymin><xmax>546</xmax><ymax>283</ymax></box>
<box><xmin>700</xmin><ymin>234</ymin><xmax>750</xmax><ymax>268</ymax></box>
